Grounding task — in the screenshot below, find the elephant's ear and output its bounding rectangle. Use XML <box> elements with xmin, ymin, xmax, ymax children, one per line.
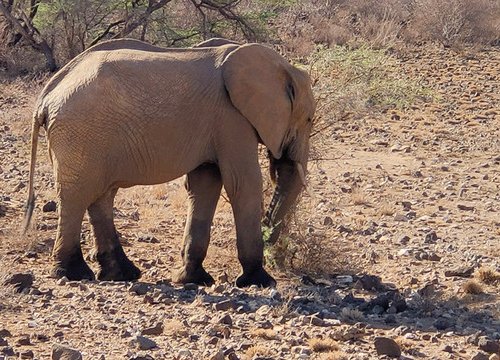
<box><xmin>222</xmin><ymin>44</ymin><xmax>294</xmax><ymax>159</ymax></box>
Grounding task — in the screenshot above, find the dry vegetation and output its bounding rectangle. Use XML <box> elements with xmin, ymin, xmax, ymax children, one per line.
<box><xmin>1</xmin><ymin>0</ymin><xmax>500</xmax><ymax>359</ymax></box>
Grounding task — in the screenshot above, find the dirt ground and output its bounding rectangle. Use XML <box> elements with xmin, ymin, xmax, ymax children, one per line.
<box><xmin>0</xmin><ymin>45</ymin><xmax>499</xmax><ymax>360</ymax></box>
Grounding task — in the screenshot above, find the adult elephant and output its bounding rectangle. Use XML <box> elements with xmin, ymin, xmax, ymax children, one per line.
<box><xmin>24</xmin><ymin>37</ymin><xmax>315</xmax><ymax>287</ymax></box>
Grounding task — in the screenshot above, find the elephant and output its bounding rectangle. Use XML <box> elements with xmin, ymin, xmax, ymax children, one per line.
<box><xmin>24</xmin><ymin>37</ymin><xmax>315</xmax><ymax>287</ymax></box>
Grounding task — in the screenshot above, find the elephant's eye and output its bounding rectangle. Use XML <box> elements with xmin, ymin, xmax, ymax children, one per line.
<box><xmin>307</xmin><ymin>117</ymin><xmax>312</xmax><ymax>123</ymax></box>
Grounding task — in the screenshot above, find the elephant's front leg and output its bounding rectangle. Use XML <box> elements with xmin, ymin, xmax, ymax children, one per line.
<box><xmin>221</xmin><ymin>159</ymin><xmax>276</xmax><ymax>288</ymax></box>
<box><xmin>88</xmin><ymin>188</ymin><xmax>141</xmax><ymax>281</ymax></box>
<box><xmin>172</xmin><ymin>164</ymin><xmax>222</xmax><ymax>286</ymax></box>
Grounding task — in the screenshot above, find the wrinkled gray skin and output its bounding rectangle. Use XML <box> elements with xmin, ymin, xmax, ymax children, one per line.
<box><xmin>24</xmin><ymin>38</ymin><xmax>315</xmax><ymax>287</ymax></box>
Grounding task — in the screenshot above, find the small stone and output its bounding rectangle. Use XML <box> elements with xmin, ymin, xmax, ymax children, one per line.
<box><xmin>434</xmin><ymin>317</ymin><xmax>452</xmax><ymax>330</ymax></box>
<box><xmin>472</xmin><ymin>352</ymin><xmax>490</xmax><ymax>360</ymax></box>
<box><xmin>213</xmin><ymin>299</ymin><xmax>236</xmax><ymax>311</ymax></box>
<box><xmin>51</xmin><ymin>343</ymin><xmax>83</xmax><ymax>360</ymax></box>
<box><xmin>399</xmin><ymin>235</ymin><xmax>410</xmax><ymax>245</ymax></box>
<box><xmin>3</xmin><ymin>273</ymin><xmax>34</xmax><ymax>293</ymax></box>
<box><xmin>142</xmin><ymin>322</ymin><xmax>163</xmax><ymax>336</ymax></box>
<box><xmin>374</xmin><ymin>337</ymin><xmax>401</xmax><ymax>358</ymax></box>
<box><xmin>20</xmin><ymin>350</ymin><xmax>34</xmax><ymax>359</ymax></box>
<box><xmin>57</xmin><ymin>277</ymin><xmax>68</xmax><ymax>286</ymax></box>
<box><xmin>209</xmin><ymin>350</ymin><xmax>224</xmax><ymax>360</ymax></box>
<box><xmin>178</xmin><ymin>349</ymin><xmax>192</xmax><ymax>358</ymax></box>
<box><xmin>137</xmin><ymin>234</ymin><xmax>159</xmax><ymax>243</ymax></box>
<box><xmin>0</xmin><ymin>329</ymin><xmax>11</xmax><ymax>337</ymax></box>
<box><xmin>16</xmin><ymin>335</ymin><xmax>31</xmax><ymax>346</ymax></box>
<box><xmin>424</xmin><ymin>230</ymin><xmax>438</xmax><ymax>243</ymax></box>
<box><xmin>183</xmin><ymin>283</ymin><xmax>198</xmax><ymax>291</ymax></box>
<box><xmin>478</xmin><ymin>338</ymin><xmax>500</xmax><ymax>354</ymax></box>
<box><xmin>457</xmin><ymin>204</ymin><xmax>475</xmax><ymax>211</ymax></box>
<box><xmin>445</xmin><ymin>266</ymin><xmax>475</xmax><ymax>278</ymax></box>
<box><xmin>128</xmin><ymin>283</ymin><xmax>150</xmax><ymax>295</ymax></box>
<box><xmin>323</xmin><ymin>216</ymin><xmax>333</xmax><ymax>226</ymax></box>
<box><xmin>309</xmin><ymin>315</ymin><xmax>324</xmax><ymax>326</ymax></box>
<box><xmin>443</xmin><ymin>345</ymin><xmax>453</xmax><ymax>353</ymax></box>
<box><xmin>0</xmin><ymin>337</ymin><xmax>8</xmax><ymax>346</ymax></box>
<box><xmin>135</xmin><ymin>336</ymin><xmax>157</xmax><ymax>350</ymax></box>
<box><xmin>42</xmin><ymin>200</ymin><xmax>57</xmax><ymax>212</ymax></box>
<box><xmin>218</xmin><ymin>314</ymin><xmax>232</xmax><ymax>326</ymax></box>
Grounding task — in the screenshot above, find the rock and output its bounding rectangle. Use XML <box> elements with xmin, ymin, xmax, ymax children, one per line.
<box><xmin>42</xmin><ymin>200</ymin><xmax>57</xmax><ymax>212</ymax></box>
<box><xmin>444</xmin><ymin>266</ymin><xmax>475</xmax><ymax>278</ymax></box>
<box><xmin>0</xmin><ymin>329</ymin><xmax>11</xmax><ymax>337</ymax></box>
<box><xmin>208</xmin><ymin>350</ymin><xmax>224</xmax><ymax>360</ymax></box>
<box><xmin>213</xmin><ymin>299</ymin><xmax>236</xmax><ymax>311</ymax></box>
<box><xmin>183</xmin><ymin>283</ymin><xmax>198</xmax><ymax>291</ymax></box>
<box><xmin>358</xmin><ymin>274</ymin><xmax>383</xmax><ymax>290</ymax></box>
<box><xmin>137</xmin><ymin>234</ymin><xmax>159</xmax><ymax>243</ymax></box>
<box><xmin>457</xmin><ymin>204</ymin><xmax>475</xmax><ymax>211</ymax></box>
<box><xmin>142</xmin><ymin>322</ymin><xmax>163</xmax><ymax>336</ymax></box>
<box><xmin>128</xmin><ymin>283</ymin><xmax>150</xmax><ymax>296</ymax></box>
<box><xmin>177</xmin><ymin>349</ymin><xmax>192</xmax><ymax>358</ymax></box>
<box><xmin>424</xmin><ymin>230</ymin><xmax>438</xmax><ymax>243</ymax></box>
<box><xmin>218</xmin><ymin>314</ymin><xmax>232</xmax><ymax>326</ymax></box>
<box><xmin>16</xmin><ymin>335</ymin><xmax>31</xmax><ymax>346</ymax></box>
<box><xmin>0</xmin><ymin>337</ymin><xmax>7</xmax><ymax>346</ymax></box>
<box><xmin>472</xmin><ymin>352</ymin><xmax>490</xmax><ymax>360</ymax></box>
<box><xmin>20</xmin><ymin>350</ymin><xmax>34</xmax><ymax>359</ymax></box>
<box><xmin>323</xmin><ymin>216</ymin><xmax>333</xmax><ymax>226</ymax></box>
<box><xmin>442</xmin><ymin>345</ymin><xmax>453</xmax><ymax>353</ymax></box>
<box><xmin>2</xmin><ymin>346</ymin><xmax>15</xmax><ymax>356</ymax></box>
<box><xmin>51</xmin><ymin>344</ymin><xmax>83</xmax><ymax>360</ymax></box>
<box><xmin>3</xmin><ymin>273</ymin><xmax>34</xmax><ymax>293</ymax></box>
<box><xmin>374</xmin><ymin>337</ymin><xmax>401</xmax><ymax>358</ymax></box>
<box><xmin>134</xmin><ymin>336</ymin><xmax>157</xmax><ymax>350</ymax></box>
<box><xmin>434</xmin><ymin>317</ymin><xmax>453</xmax><ymax>330</ymax></box>
<box><xmin>478</xmin><ymin>338</ymin><xmax>500</xmax><ymax>354</ymax></box>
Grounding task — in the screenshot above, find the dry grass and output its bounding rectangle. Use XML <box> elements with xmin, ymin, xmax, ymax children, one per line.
<box><xmin>244</xmin><ymin>345</ymin><xmax>273</xmax><ymax>359</ymax></box>
<box><xmin>250</xmin><ymin>328</ymin><xmax>279</xmax><ymax>341</ymax></box>
<box><xmin>163</xmin><ymin>319</ymin><xmax>189</xmax><ymax>338</ymax></box>
<box><xmin>476</xmin><ymin>267</ymin><xmax>500</xmax><ymax>285</ymax></box>
<box><xmin>378</xmin><ymin>202</ymin><xmax>395</xmax><ymax>216</ymax></box>
<box><xmin>309</xmin><ymin>338</ymin><xmax>339</xmax><ymax>353</ymax></box>
<box><xmin>351</xmin><ymin>188</ymin><xmax>369</xmax><ymax>206</ymax></box>
<box><xmin>318</xmin><ymin>351</ymin><xmax>349</xmax><ymax>360</ymax></box>
<box><xmin>462</xmin><ymin>280</ymin><xmax>484</xmax><ymax>295</ymax></box>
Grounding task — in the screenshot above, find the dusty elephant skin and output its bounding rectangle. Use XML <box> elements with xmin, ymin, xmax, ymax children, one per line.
<box><xmin>23</xmin><ymin>38</ymin><xmax>316</xmax><ymax>287</ymax></box>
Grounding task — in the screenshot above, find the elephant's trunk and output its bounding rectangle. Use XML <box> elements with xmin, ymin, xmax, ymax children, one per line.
<box><xmin>263</xmin><ymin>146</ymin><xmax>308</xmax><ymax>245</ymax></box>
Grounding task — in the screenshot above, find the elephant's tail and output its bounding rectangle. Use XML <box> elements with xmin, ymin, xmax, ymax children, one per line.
<box><xmin>23</xmin><ymin>109</ymin><xmax>44</xmax><ymax>234</ymax></box>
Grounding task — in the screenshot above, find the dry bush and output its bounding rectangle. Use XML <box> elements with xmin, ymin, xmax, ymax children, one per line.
<box><xmin>244</xmin><ymin>345</ymin><xmax>273</xmax><ymax>359</ymax></box>
<box><xmin>309</xmin><ymin>338</ymin><xmax>339</xmax><ymax>353</ymax></box>
<box><xmin>411</xmin><ymin>0</ymin><xmax>500</xmax><ymax>46</ymax></box>
<box><xmin>250</xmin><ymin>328</ymin><xmax>279</xmax><ymax>340</ymax></box>
<box><xmin>462</xmin><ymin>280</ymin><xmax>484</xmax><ymax>295</ymax></box>
<box><xmin>476</xmin><ymin>267</ymin><xmax>500</xmax><ymax>285</ymax></box>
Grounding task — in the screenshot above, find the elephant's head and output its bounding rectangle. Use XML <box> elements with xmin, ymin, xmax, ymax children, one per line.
<box><xmin>222</xmin><ymin>44</ymin><xmax>316</xmax><ymax>244</ymax></box>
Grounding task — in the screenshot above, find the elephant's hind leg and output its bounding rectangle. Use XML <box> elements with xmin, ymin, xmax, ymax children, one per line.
<box><xmin>52</xmin><ymin>185</ymin><xmax>95</xmax><ymax>280</ymax></box>
<box><xmin>88</xmin><ymin>188</ymin><xmax>141</xmax><ymax>281</ymax></box>
<box><xmin>172</xmin><ymin>164</ymin><xmax>222</xmax><ymax>286</ymax></box>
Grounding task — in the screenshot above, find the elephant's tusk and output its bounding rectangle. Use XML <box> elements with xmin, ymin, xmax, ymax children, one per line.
<box><xmin>296</xmin><ymin>162</ymin><xmax>314</xmax><ymax>198</ymax></box>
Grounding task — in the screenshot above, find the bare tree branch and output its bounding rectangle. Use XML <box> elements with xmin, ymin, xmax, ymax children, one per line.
<box><xmin>0</xmin><ymin>0</ymin><xmax>57</xmax><ymax>70</ymax></box>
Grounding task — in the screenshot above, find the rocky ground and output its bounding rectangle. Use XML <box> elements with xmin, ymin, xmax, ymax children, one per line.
<box><xmin>0</xmin><ymin>45</ymin><xmax>499</xmax><ymax>360</ymax></box>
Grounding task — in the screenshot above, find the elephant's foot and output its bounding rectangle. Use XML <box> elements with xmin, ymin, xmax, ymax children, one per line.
<box><xmin>173</xmin><ymin>263</ymin><xmax>215</xmax><ymax>286</ymax></box>
<box><xmin>96</xmin><ymin>246</ymin><xmax>141</xmax><ymax>281</ymax></box>
<box><xmin>52</xmin><ymin>250</ymin><xmax>95</xmax><ymax>281</ymax></box>
<box><xmin>236</xmin><ymin>267</ymin><xmax>276</xmax><ymax>288</ymax></box>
